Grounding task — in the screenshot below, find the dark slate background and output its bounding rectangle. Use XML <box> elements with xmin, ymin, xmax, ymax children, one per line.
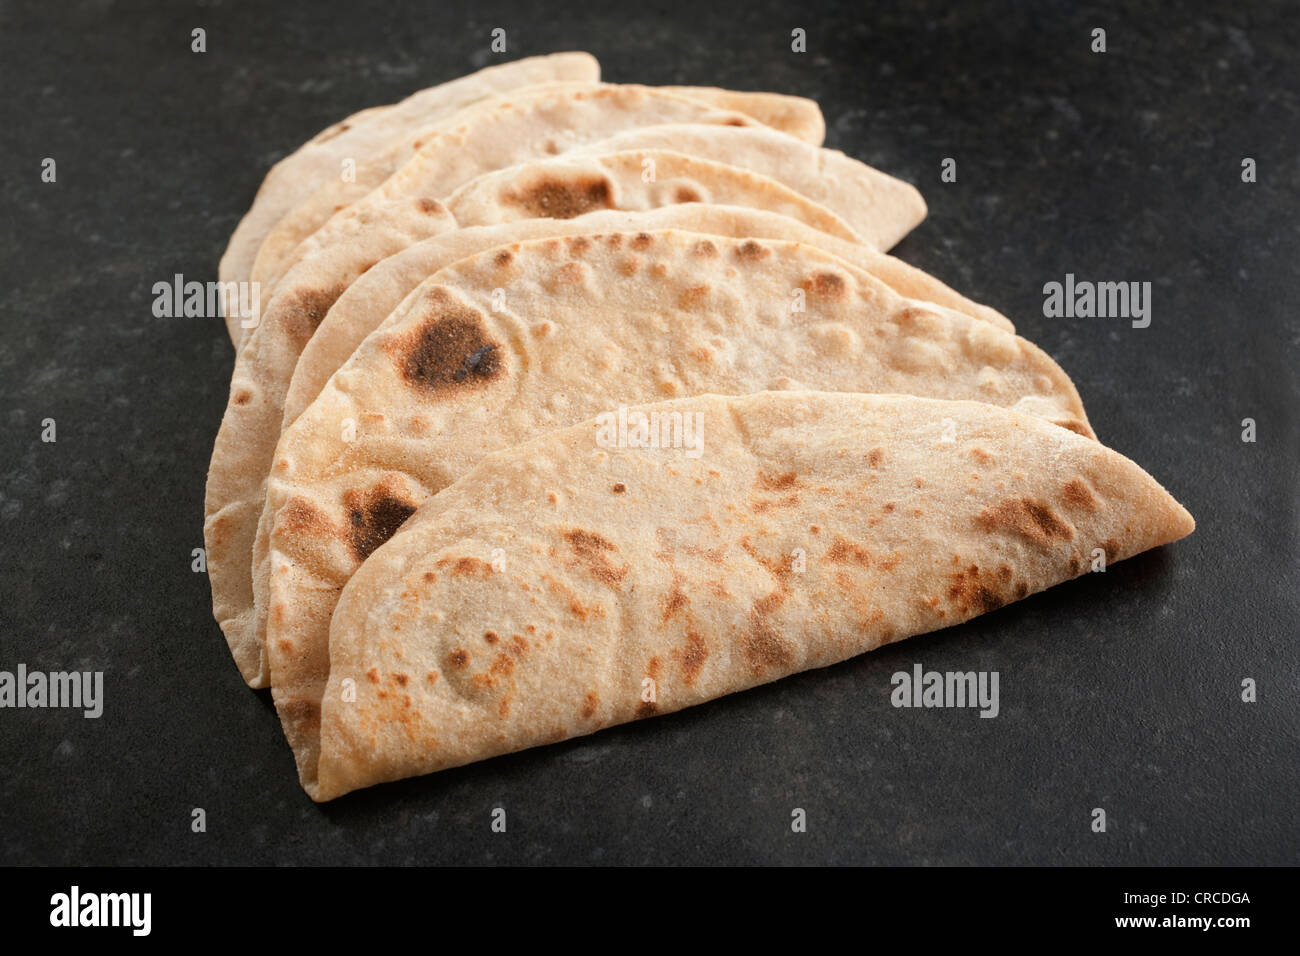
<box><xmin>0</xmin><ymin>0</ymin><xmax>1295</xmax><ymax>866</ymax></box>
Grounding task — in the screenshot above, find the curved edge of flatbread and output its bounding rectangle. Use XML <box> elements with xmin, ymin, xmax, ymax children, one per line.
<box><xmin>312</xmin><ymin>390</ymin><xmax>1194</xmax><ymax>800</ymax></box>
<box><xmin>261</xmin><ymin>229</ymin><xmax>1098</xmax><ymax>787</ymax></box>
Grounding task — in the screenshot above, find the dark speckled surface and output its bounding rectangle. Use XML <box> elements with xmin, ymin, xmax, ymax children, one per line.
<box><xmin>0</xmin><ymin>0</ymin><xmax>1296</xmax><ymax>865</ymax></box>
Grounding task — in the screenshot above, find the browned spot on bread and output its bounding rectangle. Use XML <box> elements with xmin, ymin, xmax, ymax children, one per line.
<box><xmin>826</xmin><ymin>537</ymin><xmax>872</xmax><ymax>567</ymax></box>
<box><xmin>970</xmin><ymin>447</ymin><xmax>995</xmax><ymax>465</ymax></box>
<box><xmin>753</xmin><ymin>589</ymin><xmax>784</xmax><ymax>618</ymax></box>
<box><xmin>737</xmin><ymin>538</ymin><xmax>797</xmax><ymax>673</ymax></box>
<box><xmin>447</xmin><ymin>648</ymin><xmax>470</xmax><ymax>670</ymax></box>
<box><xmin>231</xmin><ymin>388</ymin><xmax>252</xmax><ymax>406</ymax></box>
<box><xmin>1103</xmin><ymin>538</ymin><xmax>1121</xmax><ymax>563</ymax></box>
<box><xmin>415</xmin><ymin>197</ymin><xmax>443</xmax><ymax>215</ymax></box>
<box><xmin>471</xmin><ymin>652</ymin><xmax>515</xmax><ymax>691</ymax></box>
<box><xmin>605</xmin><ymin>233</ymin><xmax>624</xmax><ymax>248</ymax></box>
<box><xmin>279</xmin><ymin>283</ymin><xmax>346</xmax><ymax>343</ymax></box>
<box><xmin>757</xmin><ymin>471</ymin><xmax>800</xmax><ymax>491</ymax></box>
<box><xmin>1062</xmin><ymin>478</ymin><xmax>1100</xmax><ymax>512</ymax></box>
<box><xmin>647</xmin><ymin>657</ymin><xmax>662</xmax><ymax>682</ymax></box>
<box><xmin>554</xmin><ymin>261</ymin><xmax>586</xmax><ymax>284</ymax></box>
<box><xmin>581</xmin><ymin>691</ymin><xmax>599</xmax><ymax>719</ymax></box>
<box><xmin>662</xmin><ymin>580</ymin><xmax>688</xmax><ymax>622</ymax></box>
<box><xmin>510</xmin><ymin>634</ymin><xmax>528</xmax><ymax>656</ymax></box>
<box><xmin>692</xmin><ymin>239</ymin><xmax>718</xmax><ymax>258</ymax></box>
<box><xmin>342</xmin><ymin>480</ymin><xmax>417</xmax><ymax>562</ymax></box>
<box><xmin>1068</xmin><ymin>555</ymin><xmax>1082</xmax><ymax>574</ymax></box>
<box><xmin>568</xmin><ymin>235</ymin><xmax>592</xmax><ymax>254</ymax></box>
<box><xmin>810</xmin><ymin>524</ymin><xmax>820</xmax><ymax>534</ymax></box>
<box><xmin>948</xmin><ymin>563</ymin><xmax>1017</xmax><ymax>615</ymax></box>
<box><xmin>743</xmin><ymin>621</ymin><xmax>794</xmax><ymax>672</ymax></box>
<box><xmin>484</xmin><ymin>630</ymin><xmax>499</xmax><ymax>645</ymax></box>
<box><xmin>650</xmin><ymin>262</ymin><xmax>669</xmax><ymax>279</ymax></box>
<box><xmin>631</xmin><ymin>232</ymin><xmax>654</xmax><ymax>251</ymax></box>
<box><xmin>635</xmin><ymin>699</ymin><xmax>659</xmax><ymax>718</ymax></box>
<box><xmin>894</xmin><ymin>305</ymin><xmax>937</xmax><ymax>331</ymax></box>
<box><xmin>493</xmin><ymin>249</ymin><xmax>513</xmax><ymax>268</ymax></box>
<box><xmin>279</xmin><ymin>697</ymin><xmax>320</xmax><ymax>732</ymax></box>
<box><xmin>883</xmin><ymin>502</ymin><xmax>896</xmax><ymax>513</ymax></box>
<box><xmin>679</xmin><ymin>284</ymin><xmax>709</xmax><ymax>307</ymax></box>
<box><xmin>612</xmin><ymin>482</ymin><xmax>626</xmax><ymax>494</ymax></box>
<box><xmin>390</xmin><ymin>290</ymin><xmax>504</xmax><ymax>396</ymax></box>
<box><xmin>752</xmin><ymin>471</ymin><xmax>802</xmax><ymax>513</ymax></box>
<box><xmin>366</xmin><ymin>667</ymin><xmax>380</xmax><ymax>684</ymax></box>
<box><xmin>508</xmin><ymin>174</ymin><xmax>612</xmax><ymax>219</ymax></box>
<box><xmin>619</xmin><ymin>256</ymin><xmax>641</xmax><ymax>276</ymax></box>
<box><xmin>735</xmin><ymin>239</ymin><xmax>770</xmax><ymax>261</ymax></box>
<box><xmin>977</xmin><ymin>497</ymin><xmax>1074</xmax><ymax>546</ymax></box>
<box><xmin>672</xmin><ymin>630</ymin><xmax>709</xmax><ymax>685</ymax></box>
<box><xmin>393</xmin><ymin>673</ymin><xmax>409</xmax><ymax>687</ymax></box>
<box><xmin>569</xmin><ymin>597</ymin><xmax>601</xmax><ymax>620</ymax></box>
<box><xmin>804</xmin><ymin>270</ymin><xmax>849</xmax><ymax>300</ymax></box>
<box><xmin>867</xmin><ymin>447</ymin><xmax>886</xmax><ymax>467</ymax></box>
<box><xmin>426</xmin><ymin>670</ymin><xmax>440</xmax><ymax>684</ymax></box>
<box><xmin>759</xmin><ymin>494</ymin><xmax>798</xmax><ymax>514</ymax></box>
<box><xmin>563</xmin><ymin>528</ymin><xmax>628</xmax><ymax>587</ymax></box>
<box><xmin>278</xmin><ymin>496</ymin><xmax>335</xmax><ymax>538</ymax></box>
<box><xmin>674</xmin><ymin>184</ymin><xmax>703</xmax><ymax>203</ymax></box>
<box><xmin>433</xmin><ymin>555</ymin><xmax>494</xmax><ymax>579</ymax></box>
<box><xmin>498</xmin><ymin>698</ymin><xmax>511</xmax><ymax>718</ymax></box>
<box><xmin>723</xmin><ymin>117</ymin><xmax>748</xmax><ymax>126</ymax></box>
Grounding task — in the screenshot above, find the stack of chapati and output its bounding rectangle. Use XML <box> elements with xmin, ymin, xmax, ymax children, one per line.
<box><xmin>204</xmin><ymin>53</ymin><xmax>1193</xmax><ymax>801</ymax></box>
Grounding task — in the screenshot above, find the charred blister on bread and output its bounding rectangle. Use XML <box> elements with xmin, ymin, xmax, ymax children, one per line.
<box><xmin>386</xmin><ymin>288</ymin><xmax>505</xmax><ymax>396</ymax></box>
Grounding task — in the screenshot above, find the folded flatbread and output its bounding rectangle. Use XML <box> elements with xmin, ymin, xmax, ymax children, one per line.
<box><xmin>249</xmin><ymin>84</ymin><xmax>847</xmax><ymax>294</ymax></box>
<box><xmin>281</xmin><ymin>204</ymin><xmax>1012</xmax><ymax>432</ymax></box>
<box><xmin>208</xmin><ymin>143</ymin><xmax>930</xmax><ymax>687</ymax></box>
<box><xmin>213</xmin><ymin>200</ymin><xmax>1004</xmax><ymax>688</ymax></box>
<box><xmin>311</xmin><ymin>390</ymin><xmax>1194</xmax><ymax>800</ymax></box>
<box><xmin>248</xmin><ymin>208</ymin><xmax>1013</xmax><ymax>686</ymax></box>
<box><xmin>219</xmin><ymin>52</ymin><xmax>601</xmax><ymax>342</ymax></box>
<box><xmin>207</xmin><ymin>152</ymin><xmax>857</xmax><ymax>686</ymax></box>
<box><xmin>263</xmin><ymin>230</ymin><xmax>1094</xmax><ymax>785</ymax></box>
